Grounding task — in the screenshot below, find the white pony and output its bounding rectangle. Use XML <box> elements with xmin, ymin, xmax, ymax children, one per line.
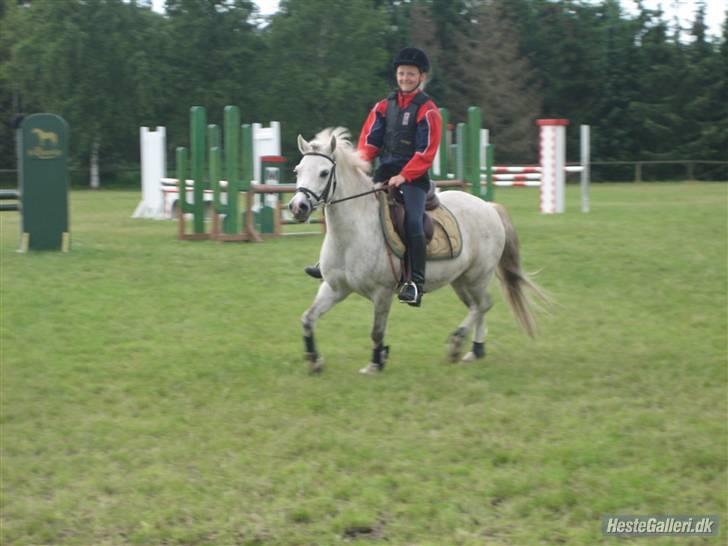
<box><xmin>288</xmin><ymin>128</ymin><xmax>546</xmax><ymax>374</ymax></box>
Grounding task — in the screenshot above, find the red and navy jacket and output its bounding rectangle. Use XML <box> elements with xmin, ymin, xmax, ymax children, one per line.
<box><xmin>357</xmin><ymin>90</ymin><xmax>442</xmax><ymax>182</ymax></box>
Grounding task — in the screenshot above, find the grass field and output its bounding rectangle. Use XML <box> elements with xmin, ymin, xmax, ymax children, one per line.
<box><xmin>1</xmin><ymin>183</ymin><xmax>726</xmax><ymax>546</ymax></box>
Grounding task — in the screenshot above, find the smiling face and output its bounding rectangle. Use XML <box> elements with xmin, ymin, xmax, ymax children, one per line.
<box><xmin>396</xmin><ymin>64</ymin><xmax>425</xmax><ymax>93</ymax></box>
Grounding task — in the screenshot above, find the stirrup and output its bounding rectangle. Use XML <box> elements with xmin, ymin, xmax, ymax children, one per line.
<box><xmin>398</xmin><ymin>281</ymin><xmax>421</xmax><ymax>306</ymax></box>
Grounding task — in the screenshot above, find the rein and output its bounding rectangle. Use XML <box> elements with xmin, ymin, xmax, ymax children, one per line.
<box><xmin>329</xmin><ymin>186</ymin><xmax>387</xmax><ymax>205</ymax></box>
<box><xmin>297</xmin><ymin>151</ymin><xmax>388</xmax><ymax>207</ymax></box>
<box><xmin>296</xmin><ymin>149</ymin><xmax>400</xmax><ymax>284</ymax></box>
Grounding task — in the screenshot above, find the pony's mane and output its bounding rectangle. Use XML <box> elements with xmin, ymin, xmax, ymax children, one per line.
<box><xmin>311</xmin><ymin>127</ymin><xmax>371</xmax><ymax>175</ymax></box>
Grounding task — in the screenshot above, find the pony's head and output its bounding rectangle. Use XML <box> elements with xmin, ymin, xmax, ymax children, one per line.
<box><xmin>287</xmin><ymin>128</ymin><xmax>370</xmax><ymax>222</ymax></box>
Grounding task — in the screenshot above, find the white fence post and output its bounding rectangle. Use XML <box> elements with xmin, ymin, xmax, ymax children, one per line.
<box><xmin>252</xmin><ymin>122</ymin><xmax>282</xmax><ymax>210</ymax></box>
<box><xmin>133</xmin><ymin>126</ymin><xmax>166</xmax><ymax>219</ymax></box>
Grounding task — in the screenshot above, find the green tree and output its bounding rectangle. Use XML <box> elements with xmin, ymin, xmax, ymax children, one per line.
<box><xmin>0</xmin><ymin>0</ymin><xmax>19</xmax><ymax>174</ymax></box>
<box><xmin>163</xmin><ymin>0</ymin><xmax>263</xmax><ymax>137</ymax></box>
<box><xmin>4</xmin><ymin>0</ymin><xmax>173</xmax><ymax>185</ymax></box>
<box><xmin>263</xmin><ymin>0</ymin><xmax>389</xmax><ymax>155</ymax></box>
<box><xmin>676</xmin><ymin>2</ymin><xmax>727</xmax><ymax>172</ymax></box>
<box><xmin>627</xmin><ymin>9</ymin><xmax>683</xmax><ymax>160</ymax></box>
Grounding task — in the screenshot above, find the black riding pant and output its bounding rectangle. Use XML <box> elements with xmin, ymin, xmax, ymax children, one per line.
<box><xmin>374</xmin><ymin>164</ymin><xmax>428</xmax><ymax>238</ymax></box>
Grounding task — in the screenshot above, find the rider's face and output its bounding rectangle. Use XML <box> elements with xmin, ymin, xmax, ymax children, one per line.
<box><xmin>396</xmin><ymin>65</ymin><xmax>424</xmax><ymax>93</ymax></box>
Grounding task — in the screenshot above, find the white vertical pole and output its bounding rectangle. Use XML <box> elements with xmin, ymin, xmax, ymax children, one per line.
<box><xmin>133</xmin><ymin>126</ymin><xmax>166</xmax><ymax>218</ymax></box>
<box><xmin>252</xmin><ymin>122</ymin><xmax>282</xmax><ymax>210</ymax></box>
<box><xmin>90</xmin><ymin>139</ymin><xmax>100</xmax><ymax>189</ymax></box>
<box><xmin>537</xmin><ymin>119</ymin><xmax>569</xmax><ymax>214</ymax></box>
<box><xmin>580</xmin><ymin>124</ymin><xmax>590</xmax><ymax>213</ymax></box>
<box><xmin>480</xmin><ymin>128</ymin><xmax>489</xmax><ymax>170</ymax></box>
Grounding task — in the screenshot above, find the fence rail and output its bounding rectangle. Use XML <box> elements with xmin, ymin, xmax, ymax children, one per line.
<box><xmin>588</xmin><ymin>160</ymin><xmax>728</xmax><ymax>182</ymax></box>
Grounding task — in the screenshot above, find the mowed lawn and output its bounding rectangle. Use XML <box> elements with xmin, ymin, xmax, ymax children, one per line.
<box><xmin>1</xmin><ymin>183</ymin><xmax>726</xmax><ymax>546</ymax></box>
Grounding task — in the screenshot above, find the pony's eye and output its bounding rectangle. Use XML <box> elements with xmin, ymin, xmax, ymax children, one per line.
<box><xmin>320</xmin><ymin>170</ymin><xmax>330</xmax><ymax>178</ymax></box>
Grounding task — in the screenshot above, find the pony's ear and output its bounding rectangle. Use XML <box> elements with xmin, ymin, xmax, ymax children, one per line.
<box><xmin>297</xmin><ymin>135</ymin><xmax>311</xmax><ymax>154</ymax></box>
<box><xmin>329</xmin><ymin>135</ymin><xmax>337</xmax><ymax>154</ymax></box>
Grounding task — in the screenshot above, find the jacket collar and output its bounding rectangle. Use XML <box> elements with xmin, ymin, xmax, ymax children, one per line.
<box><xmin>397</xmin><ymin>89</ymin><xmax>422</xmax><ymax>109</ymax></box>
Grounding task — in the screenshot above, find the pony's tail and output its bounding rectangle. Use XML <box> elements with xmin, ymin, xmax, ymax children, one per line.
<box><xmin>493</xmin><ymin>203</ymin><xmax>550</xmax><ymax>337</ymax></box>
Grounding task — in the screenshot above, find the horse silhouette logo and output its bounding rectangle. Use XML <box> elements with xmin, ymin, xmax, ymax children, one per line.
<box><xmin>31</xmin><ymin>128</ymin><xmax>59</xmax><ymax>147</ymax></box>
<box><xmin>27</xmin><ymin>127</ymin><xmax>62</xmax><ymax>159</ymax></box>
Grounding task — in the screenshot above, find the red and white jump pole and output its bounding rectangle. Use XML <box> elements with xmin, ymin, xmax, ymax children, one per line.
<box><xmin>482</xmin><ymin>119</ymin><xmax>589</xmax><ymax>214</ymax></box>
<box><xmin>538</xmin><ymin>119</ymin><xmax>568</xmax><ymax>214</ymax></box>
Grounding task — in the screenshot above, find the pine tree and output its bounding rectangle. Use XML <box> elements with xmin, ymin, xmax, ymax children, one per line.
<box><xmin>628</xmin><ymin>10</ymin><xmax>683</xmax><ymax>161</ymax></box>
<box><xmin>466</xmin><ymin>0</ymin><xmax>543</xmax><ymax>162</ymax></box>
<box><xmin>677</xmin><ymin>1</ymin><xmax>727</xmax><ymax>176</ymax></box>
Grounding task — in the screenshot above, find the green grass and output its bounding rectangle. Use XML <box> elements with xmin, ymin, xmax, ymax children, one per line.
<box><xmin>1</xmin><ymin>183</ymin><xmax>726</xmax><ymax>545</ymax></box>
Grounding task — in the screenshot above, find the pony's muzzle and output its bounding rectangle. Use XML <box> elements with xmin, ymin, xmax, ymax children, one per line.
<box><xmin>287</xmin><ymin>195</ymin><xmax>311</xmax><ymax>222</ymax></box>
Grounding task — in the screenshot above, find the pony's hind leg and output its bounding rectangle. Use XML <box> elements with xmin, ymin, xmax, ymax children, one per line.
<box><xmin>449</xmin><ymin>278</ymin><xmax>493</xmax><ymax>363</ymax></box>
<box><xmin>462</xmin><ymin>293</ymin><xmax>493</xmax><ymax>362</ymax></box>
<box><xmin>360</xmin><ymin>287</ymin><xmax>395</xmax><ymax>375</ymax></box>
<box><xmin>302</xmin><ymin>282</ymin><xmax>350</xmax><ymax>373</ymax></box>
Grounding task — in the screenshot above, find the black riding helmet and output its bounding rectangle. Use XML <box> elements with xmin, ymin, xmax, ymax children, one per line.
<box><xmin>393</xmin><ymin>47</ymin><xmax>430</xmax><ymax>73</ymax></box>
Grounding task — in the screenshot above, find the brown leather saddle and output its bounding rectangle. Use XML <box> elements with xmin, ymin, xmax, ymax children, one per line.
<box><xmin>387</xmin><ymin>181</ymin><xmax>440</xmax><ymax>244</ymax></box>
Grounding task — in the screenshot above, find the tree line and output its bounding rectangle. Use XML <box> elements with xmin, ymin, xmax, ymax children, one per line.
<box><xmin>1</xmin><ymin>0</ymin><xmax>726</xmax><ymax>184</ymax></box>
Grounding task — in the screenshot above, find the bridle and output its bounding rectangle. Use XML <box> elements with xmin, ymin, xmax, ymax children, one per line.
<box><xmin>295</xmin><ymin>152</ymin><xmax>338</xmax><ymax>210</ymax></box>
<box><xmin>295</xmin><ymin>151</ymin><xmax>386</xmax><ymax>210</ymax></box>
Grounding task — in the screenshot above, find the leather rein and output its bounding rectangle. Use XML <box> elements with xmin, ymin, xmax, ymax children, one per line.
<box><xmin>295</xmin><ymin>151</ymin><xmax>400</xmax><ymax>284</ymax></box>
<box><xmin>295</xmin><ymin>152</ymin><xmax>386</xmax><ymax>209</ymax></box>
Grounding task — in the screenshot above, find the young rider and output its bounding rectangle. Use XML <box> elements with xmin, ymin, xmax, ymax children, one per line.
<box><xmin>305</xmin><ymin>47</ymin><xmax>442</xmax><ymax>307</ymax></box>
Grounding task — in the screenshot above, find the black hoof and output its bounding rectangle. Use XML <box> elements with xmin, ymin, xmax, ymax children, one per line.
<box><xmin>304</xmin><ymin>264</ymin><xmax>322</xmax><ymax>279</ymax></box>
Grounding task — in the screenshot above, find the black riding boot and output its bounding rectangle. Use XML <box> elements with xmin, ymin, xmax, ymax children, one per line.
<box><xmin>398</xmin><ymin>234</ymin><xmax>426</xmax><ymax>307</ymax></box>
<box><xmin>304</xmin><ymin>263</ymin><xmax>322</xmax><ymax>279</ymax></box>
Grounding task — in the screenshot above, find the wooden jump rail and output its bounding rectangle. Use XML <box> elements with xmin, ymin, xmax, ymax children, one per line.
<box><xmin>230</xmin><ymin>183</ymin><xmax>299</xmax><ymax>242</ymax></box>
<box><xmin>434</xmin><ymin>179</ymin><xmax>466</xmax><ymax>189</ymax></box>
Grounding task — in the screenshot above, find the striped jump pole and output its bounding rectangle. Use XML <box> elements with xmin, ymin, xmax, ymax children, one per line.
<box><xmin>483</xmin><ymin>119</ymin><xmax>569</xmax><ymax>213</ymax></box>
<box><xmin>428</xmin><ymin>107</ymin><xmax>589</xmax><ymax>212</ymax></box>
<box><xmin>538</xmin><ymin>119</ymin><xmax>568</xmax><ymax>214</ymax></box>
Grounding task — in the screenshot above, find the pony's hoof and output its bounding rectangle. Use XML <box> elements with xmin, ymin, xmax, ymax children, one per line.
<box><xmin>306</xmin><ymin>353</ymin><xmax>324</xmax><ymax>374</ymax></box>
<box><xmin>359</xmin><ymin>362</ymin><xmax>383</xmax><ymax>375</ymax></box>
<box><xmin>462</xmin><ymin>351</ymin><xmax>478</xmax><ymax>363</ymax></box>
<box><xmin>447</xmin><ymin>329</ymin><xmax>467</xmax><ymax>363</ymax></box>
<box><xmin>462</xmin><ymin>342</ymin><xmax>486</xmax><ymax>363</ymax></box>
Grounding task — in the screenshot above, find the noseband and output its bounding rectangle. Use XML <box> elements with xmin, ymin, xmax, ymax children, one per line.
<box><xmin>295</xmin><ymin>152</ymin><xmax>337</xmax><ymax>209</ymax></box>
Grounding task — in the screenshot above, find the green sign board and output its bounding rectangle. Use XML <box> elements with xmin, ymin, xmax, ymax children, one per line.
<box><xmin>18</xmin><ymin>114</ymin><xmax>70</xmax><ymax>251</ymax></box>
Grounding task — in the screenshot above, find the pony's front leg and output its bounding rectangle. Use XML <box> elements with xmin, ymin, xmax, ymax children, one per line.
<box><xmin>360</xmin><ymin>287</ymin><xmax>395</xmax><ymax>375</ymax></box>
<box><xmin>302</xmin><ymin>281</ymin><xmax>350</xmax><ymax>374</ymax></box>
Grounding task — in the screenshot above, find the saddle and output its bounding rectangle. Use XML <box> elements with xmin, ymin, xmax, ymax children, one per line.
<box><xmin>379</xmin><ymin>182</ymin><xmax>463</xmax><ymax>261</ymax></box>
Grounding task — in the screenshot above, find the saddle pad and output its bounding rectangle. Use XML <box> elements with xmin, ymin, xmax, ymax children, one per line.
<box><xmin>378</xmin><ymin>192</ymin><xmax>463</xmax><ymax>260</ymax></box>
